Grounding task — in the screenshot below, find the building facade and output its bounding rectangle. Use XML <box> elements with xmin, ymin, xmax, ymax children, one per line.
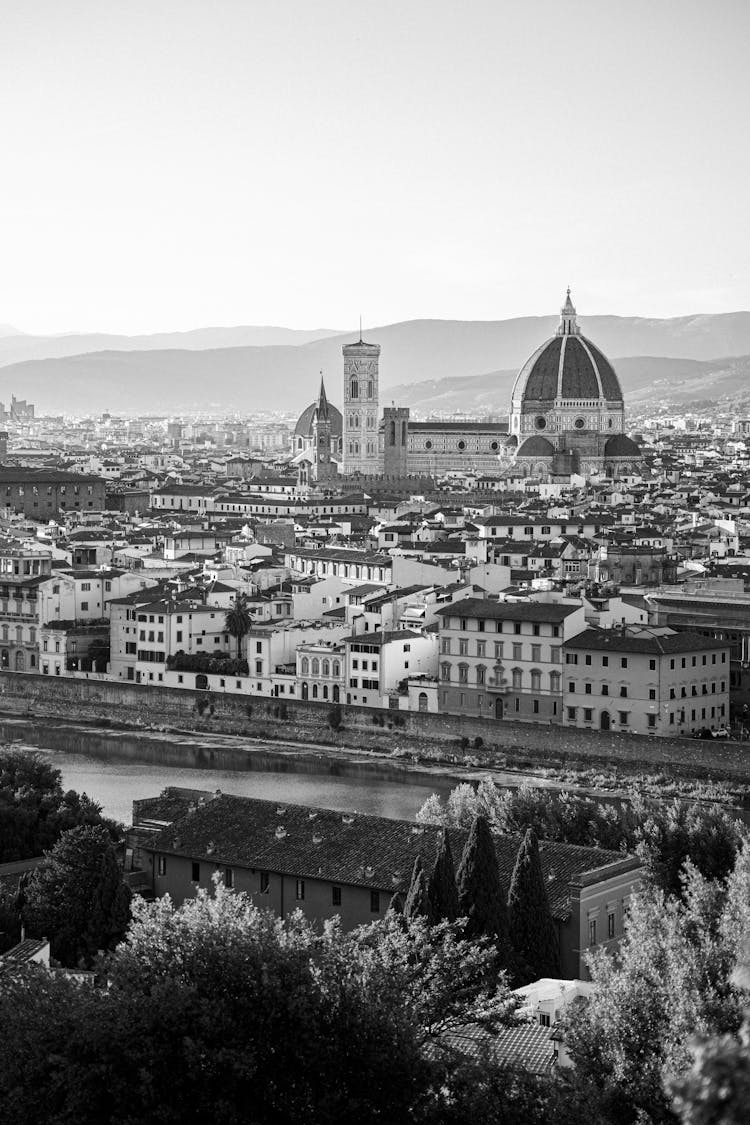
<box><xmin>562</xmin><ymin>626</ymin><xmax>730</xmax><ymax>736</ymax></box>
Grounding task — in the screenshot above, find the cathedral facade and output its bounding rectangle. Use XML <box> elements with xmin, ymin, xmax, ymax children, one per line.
<box><xmin>292</xmin><ymin>292</ymin><xmax>642</xmax><ymax>486</ymax></box>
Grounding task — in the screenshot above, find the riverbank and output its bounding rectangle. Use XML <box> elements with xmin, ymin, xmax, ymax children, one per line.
<box><xmin>2</xmin><ymin>669</ymin><xmax>750</xmax><ymax>783</ymax></box>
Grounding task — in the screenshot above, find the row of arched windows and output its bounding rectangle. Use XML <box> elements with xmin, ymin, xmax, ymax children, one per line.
<box><xmin>349</xmin><ymin>379</ymin><xmax>374</xmax><ymax>400</ymax></box>
<box><xmin>440</xmin><ymin>665</ymin><xmax>561</xmax><ymax>692</ymax></box>
<box><xmin>300</xmin><ymin>656</ymin><xmax>341</xmax><ymax>678</ymax></box>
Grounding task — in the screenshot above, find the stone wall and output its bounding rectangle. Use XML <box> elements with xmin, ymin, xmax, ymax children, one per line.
<box><xmin>1</xmin><ymin>671</ymin><xmax>749</xmax><ymax>780</ymax></box>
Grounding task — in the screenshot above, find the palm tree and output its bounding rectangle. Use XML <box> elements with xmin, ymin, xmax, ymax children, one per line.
<box><xmin>224</xmin><ymin>592</ymin><xmax>252</xmax><ymax>659</ymax></box>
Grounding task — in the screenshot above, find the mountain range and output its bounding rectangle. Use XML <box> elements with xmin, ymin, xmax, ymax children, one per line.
<box><xmin>1</xmin><ymin>312</ymin><xmax>750</xmax><ymax>415</ymax></box>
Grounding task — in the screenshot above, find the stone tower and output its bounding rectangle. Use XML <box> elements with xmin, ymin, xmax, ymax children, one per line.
<box><xmin>310</xmin><ymin>375</ymin><xmax>337</xmax><ymax>486</ymax></box>
<box><xmin>342</xmin><ymin>332</ymin><xmax>380</xmax><ymax>475</ymax></box>
<box><xmin>382</xmin><ymin>406</ymin><xmax>409</xmax><ymax>477</ymax></box>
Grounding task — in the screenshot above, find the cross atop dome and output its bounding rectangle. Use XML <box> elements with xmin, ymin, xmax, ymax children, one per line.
<box><xmin>557</xmin><ymin>287</ymin><xmax>580</xmax><ymax>336</ymax></box>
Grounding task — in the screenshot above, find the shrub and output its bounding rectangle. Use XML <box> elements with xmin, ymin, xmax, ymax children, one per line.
<box><xmin>328</xmin><ymin>704</ymin><xmax>343</xmax><ymax>731</ymax></box>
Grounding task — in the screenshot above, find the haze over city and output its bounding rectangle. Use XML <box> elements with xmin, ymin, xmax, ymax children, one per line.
<box><xmin>0</xmin><ymin>0</ymin><xmax>748</xmax><ymax>335</ymax></box>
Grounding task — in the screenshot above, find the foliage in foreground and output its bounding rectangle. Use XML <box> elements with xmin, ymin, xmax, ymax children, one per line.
<box><xmin>0</xmin><ymin>883</ymin><xmax>520</xmax><ymax>1125</ymax></box>
<box><xmin>418</xmin><ymin>778</ymin><xmax>746</xmax><ymax>895</ymax></box>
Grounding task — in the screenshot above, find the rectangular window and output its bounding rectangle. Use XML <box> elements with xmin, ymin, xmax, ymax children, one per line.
<box><xmin>191</xmin><ymin>862</ymin><xmax>200</xmax><ymax>883</ymax></box>
<box><xmin>568</xmin><ymin>681</ymin><xmax>575</xmax><ymax>693</ymax></box>
<box><xmin>295</xmin><ymin>879</ymin><xmax>305</xmax><ymax>901</ymax></box>
<box><xmin>567</xmin><ymin>706</ymin><xmax>576</xmax><ymax>721</ymax></box>
<box><xmin>224</xmin><ymin>867</ymin><xmax>233</xmax><ymax>889</ymax></box>
<box><xmin>332</xmin><ymin>885</ymin><xmax>342</xmax><ymax>907</ymax></box>
<box><xmin>649</xmin><ymin>688</ymin><xmax>656</xmax><ymax>700</ymax></box>
<box><xmin>602</xmin><ymin>656</ymin><xmax>608</xmax><ymax>667</ymax></box>
<box><xmin>608</xmin><ymin>912</ymin><xmax>615</xmax><ymax>939</ymax></box>
<box><xmin>649</xmin><ymin>659</ymin><xmax>656</xmax><ymax>670</ymax></box>
<box><xmin>589</xmin><ymin>919</ymin><xmax>597</xmax><ymax>946</ymax></box>
<box><xmin>620</xmin><ymin>686</ymin><xmax>628</xmax><ymax>697</ymax></box>
<box><xmin>621</xmin><ymin>658</ymin><xmax>628</xmax><ymax>669</ymax></box>
<box><xmin>618</xmin><ymin>711</ymin><xmax>629</xmax><ymax>725</ymax></box>
<box><xmin>260</xmin><ymin>871</ymin><xmax>270</xmax><ymax>893</ymax></box>
<box><xmin>647</xmin><ymin>714</ymin><xmax>656</xmax><ymax>728</ymax></box>
<box><xmin>370</xmin><ymin>890</ymin><xmax>380</xmax><ymax>913</ymax></box>
<box><xmin>585</xmin><ymin>654</ymin><xmax>592</xmax><ymax>665</ymax></box>
<box><xmin>584</xmin><ymin>683</ymin><xmax>592</xmax><ymax>694</ymax></box>
<box><xmin>512</xmin><ymin>643</ymin><xmax>522</xmax><ymax>660</ymax></box>
<box><xmin>584</xmin><ymin>708</ymin><xmax>593</xmax><ymax>721</ymax></box>
<box><xmin>157</xmin><ymin>855</ymin><xmax>167</xmax><ymax>876</ymax></box>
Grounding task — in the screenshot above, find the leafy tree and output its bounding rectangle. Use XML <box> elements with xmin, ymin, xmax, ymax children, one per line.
<box><xmin>427</xmin><ymin>827</ymin><xmax>459</xmax><ymax>923</ymax></box>
<box><xmin>0</xmin><ymin>882</ymin><xmax>517</xmax><ymax>1125</ymax></box>
<box><xmin>23</xmin><ymin>824</ymin><xmax>131</xmax><ymax>967</ymax></box>
<box><xmin>563</xmin><ymin>862</ymin><xmax>744</xmax><ymax>1124</ymax></box>
<box><xmin>223</xmin><ymin>591</ymin><xmax>252</xmax><ymax>659</ymax></box>
<box><xmin>0</xmin><ymin>748</ymin><xmax>119</xmax><ymax>863</ymax></box>
<box><xmin>456</xmin><ymin>814</ymin><xmax>510</xmax><ymax>957</ymax></box>
<box><xmin>507</xmin><ymin>827</ymin><xmax>559</xmax><ymax>983</ymax></box>
<box><xmin>419</xmin><ymin>779</ymin><xmax>746</xmax><ymax>897</ymax></box>
<box><xmin>404</xmin><ymin>855</ymin><xmax>432</xmax><ymax>922</ymax></box>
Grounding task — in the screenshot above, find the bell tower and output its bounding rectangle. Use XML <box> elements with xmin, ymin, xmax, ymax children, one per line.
<box><xmin>342</xmin><ymin>329</ymin><xmax>380</xmax><ymax>475</ymax></box>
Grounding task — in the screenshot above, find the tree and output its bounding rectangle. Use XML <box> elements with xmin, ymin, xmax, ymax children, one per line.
<box><xmin>404</xmin><ymin>855</ymin><xmax>432</xmax><ymax>922</ymax></box>
<box><xmin>456</xmin><ymin>814</ymin><xmax>509</xmax><ymax>957</ymax></box>
<box><xmin>507</xmin><ymin>828</ymin><xmax>559</xmax><ymax>983</ymax></box>
<box><xmin>563</xmin><ymin>863</ymin><xmax>743</xmax><ymax>1124</ymax></box>
<box><xmin>0</xmin><ymin>748</ymin><xmax>118</xmax><ymax>863</ymax></box>
<box><xmin>223</xmin><ymin>592</ymin><xmax>252</xmax><ymax>659</ymax></box>
<box><xmin>0</xmin><ymin>882</ymin><xmax>518</xmax><ymax>1125</ymax></box>
<box><xmin>428</xmin><ymin>827</ymin><xmax>459</xmax><ymax>923</ymax></box>
<box><xmin>328</xmin><ymin>703</ymin><xmax>342</xmax><ymax>730</ymax></box>
<box><xmin>22</xmin><ymin>824</ymin><xmax>131</xmax><ymax>967</ymax></box>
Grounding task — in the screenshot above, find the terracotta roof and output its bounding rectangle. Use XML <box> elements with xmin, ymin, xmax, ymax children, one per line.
<box><xmin>448</xmin><ymin>1021</ymin><xmax>555</xmax><ymax>1072</ymax></box>
<box><xmin>563</xmin><ymin>626</ymin><xmax>728</xmax><ymax>655</ymax></box>
<box><xmin>141</xmin><ymin>794</ymin><xmax>640</xmax><ymax>920</ymax></box>
<box><xmin>435</xmin><ymin>597</ymin><xmax>580</xmax><ymax>623</ymax></box>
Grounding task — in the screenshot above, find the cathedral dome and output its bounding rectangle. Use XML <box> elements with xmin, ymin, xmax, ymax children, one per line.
<box><xmin>604</xmin><ymin>434</ymin><xmax>641</xmax><ymax>457</ymax></box>
<box><xmin>511</xmin><ymin>291</ymin><xmax>623</xmax><ymax>409</ymax></box>
<box><xmin>294</xmin><ymin>400</ymin><xmax>343</xmax><ymax>440</ymax></box>
<box><xmin>516</xmin><ymin>435</ymin><xmax>554</xmax><ymax>457</ymax></box>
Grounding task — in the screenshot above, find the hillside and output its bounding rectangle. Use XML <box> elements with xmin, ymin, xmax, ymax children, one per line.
<box><xmin>2</xmin><ymin>312</ymin><xmax>750</xmax><ymax>414</ymax></box>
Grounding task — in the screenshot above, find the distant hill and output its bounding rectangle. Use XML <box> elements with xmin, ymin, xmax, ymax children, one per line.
<box><xmin>0</xmin><ymin>325</ymin><xmax>343</xmax><ymax>368</ymax></box>
<box><xmin>2</xmin><ymin>312</ymin><xmax>750</xmax><ymax>414</ymax></box>
<box><xmin>387</xmin><ymin>356</ymin><xmax>750</xmax><ymax>416</ymax></box>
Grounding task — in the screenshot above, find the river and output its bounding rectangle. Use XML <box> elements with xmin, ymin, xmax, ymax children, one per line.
<box><xmin>0</xmin><ymin>715</ymin><xmax>466</xmax><ymax>825</ymax></box>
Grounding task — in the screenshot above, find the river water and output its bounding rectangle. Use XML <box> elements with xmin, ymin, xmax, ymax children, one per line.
<box><xmin>0</xmin><ymin>714</ymin><xmax>462</xmax><ymax>825</ymax></box>
<box><xmin>37</xmin><ymin>748</ymin><xmax>454</xmax><ymax>826</ymax></box>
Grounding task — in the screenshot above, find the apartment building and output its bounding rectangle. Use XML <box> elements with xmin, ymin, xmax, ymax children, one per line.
<box><xmin>342</xmin><ymin>628</ymin><xmax>439</xmax><ymax>708</ymax></box>
<box><xmin>435</xmin><ymin>597</ymin><xmax>586</xmax><ymax>723</ymax></box>
<box><xmin>0</xmin><ymin>544</ymin><xmax>52</xmax><ymax>671</ymax></box>
<box><xmin>562</xmin><ymin>625</ymin><xmax>730</xmax><ymax>736</ymax></box>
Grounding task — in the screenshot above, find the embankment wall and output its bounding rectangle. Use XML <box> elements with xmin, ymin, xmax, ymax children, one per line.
<box><xmin>1</xmin><ymin>671</ymin><xmax>749</xmax><ymax>780</ymax></box>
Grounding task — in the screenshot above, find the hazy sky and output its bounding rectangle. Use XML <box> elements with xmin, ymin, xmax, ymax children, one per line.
<box><xmin>0</xmin><ymin>0</ymin><xmax>748</xmax><ymax>334</ymax></box>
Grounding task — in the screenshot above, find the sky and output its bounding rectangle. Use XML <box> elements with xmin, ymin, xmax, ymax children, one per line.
<box><xmin>0</xmin><ymin>0</ymin><xmax>748</xmax><ymax>335</ymax></box>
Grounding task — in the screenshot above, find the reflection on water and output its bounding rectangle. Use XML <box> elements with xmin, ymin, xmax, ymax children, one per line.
<box><xmin>23</xmin><ymin>745</ymin><xmax>455</xmax><ymax>826</ymax></box>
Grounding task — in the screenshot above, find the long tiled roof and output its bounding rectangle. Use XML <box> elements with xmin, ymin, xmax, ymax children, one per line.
<box><xmin>563</xmin><ymin>626</ymin><xmax>728</xmax><ymax>655</ymax></box>
<box><xmin>435</xmin><ymin>597</ymin><xmax>580</xmax><ymax>623</ymax></box>
<box><xmin>142</xmin><ymin>794</ymin><xmax>640</xmax><ymax>921</ymax></box>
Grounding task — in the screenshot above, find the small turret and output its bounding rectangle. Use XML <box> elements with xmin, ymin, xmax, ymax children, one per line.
<box><xmin>557</xmin><ymin>287</ymin><xmax>580</xmax><ymax>336</ymax></box>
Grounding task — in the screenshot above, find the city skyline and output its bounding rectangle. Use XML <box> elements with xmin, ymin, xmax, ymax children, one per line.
<box><xmin>0</xmin><ymin>0</ymin><xmax>748</xmax><ymax>335</ymax></box>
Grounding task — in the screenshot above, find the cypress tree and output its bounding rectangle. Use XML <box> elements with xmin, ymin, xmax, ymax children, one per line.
<box><xmin>403</xmin><ymin>856</ymin><xmax>431</xmax><ymax>922</ymax></box>
<box><xmin>456</xmin><ymin>814</ymin><xmax>509</xmax><ymax>956</ymax></box>
<box><xmin>507</xmin><ymin>827</ymin><xmax>560</xmax><ymax>983</ymax></box>
<box><xmin>427</xmin><ymin>828</ymin><xmax>459</xmax><ymax>922</ymax></box>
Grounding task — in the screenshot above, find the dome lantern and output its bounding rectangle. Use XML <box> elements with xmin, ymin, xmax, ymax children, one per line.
<box><xmin>557</xmin><ymin>287</ymin><xmax>580</xmax><ymax>336</ymax></box>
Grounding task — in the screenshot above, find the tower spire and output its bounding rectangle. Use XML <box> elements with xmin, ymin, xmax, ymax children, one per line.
<box><xmin>359</xmin><ymin>314</ymin><xmax>363</xmax><ymax>343</ymax></box>
<box><xmin>316</xmin><ymin>371</ymin><xmax>330</xmax><ymax>419</ymax></box>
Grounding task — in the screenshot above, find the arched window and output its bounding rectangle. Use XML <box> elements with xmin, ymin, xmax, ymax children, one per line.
<box><xmin>351</xmin><ymin>379</ymin><xmax>359</xmax><ymax>399</ymax></box>
<box><xmin>322</xmin><ymin>659</ymin><xmax>330</xmax><ymax>677</ymax></box>
<box><xmin>367</xmin><ymin>380</ymin><xmax>373</xmax><ymax>398</ymax></box>
<box><xmin>476</xmin><ymin>664</ymin><xmax>486</xmax><ymax>685</ymax></box>
<box><xmin>332</xmin><ymin>660</ymin><xmax>340</xmax><ymax>677</ymax></box>
<box><xmin>323</xmin><ymin>685</ymin><xmax>329</xmax><ymax>700</ymax></box>
<box><xmin>512</xmin><ymin>668</ymin><xmax>523</xmax><ymax>690</ymax></box>
<box><xmin>312</xmin><ymin>684</ymin><xmax>318</xmax><ymax>699</ymax></box>
<box><xmin>311</xmin><ymin>658</ymin><xmax>320</xmax><ymax>676</ymax></box>
<box><xmin>301</xmin><ymin>657</ymin><xmax>309</xmax><ymax>675</ymax></box>
<box><xmin>418</xmin><ymin>691</ymin><xmax>428</xmax><ymax>712</ymax></box>
<box><xmin>389</xmin><ymin>420</ymin><xmax>396</xmax><ymax>446</ymax></box>
<box><xmin>402</xmin><ymin>421</ymin><xmax>407</xmax><ymax>445</ymax></box>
